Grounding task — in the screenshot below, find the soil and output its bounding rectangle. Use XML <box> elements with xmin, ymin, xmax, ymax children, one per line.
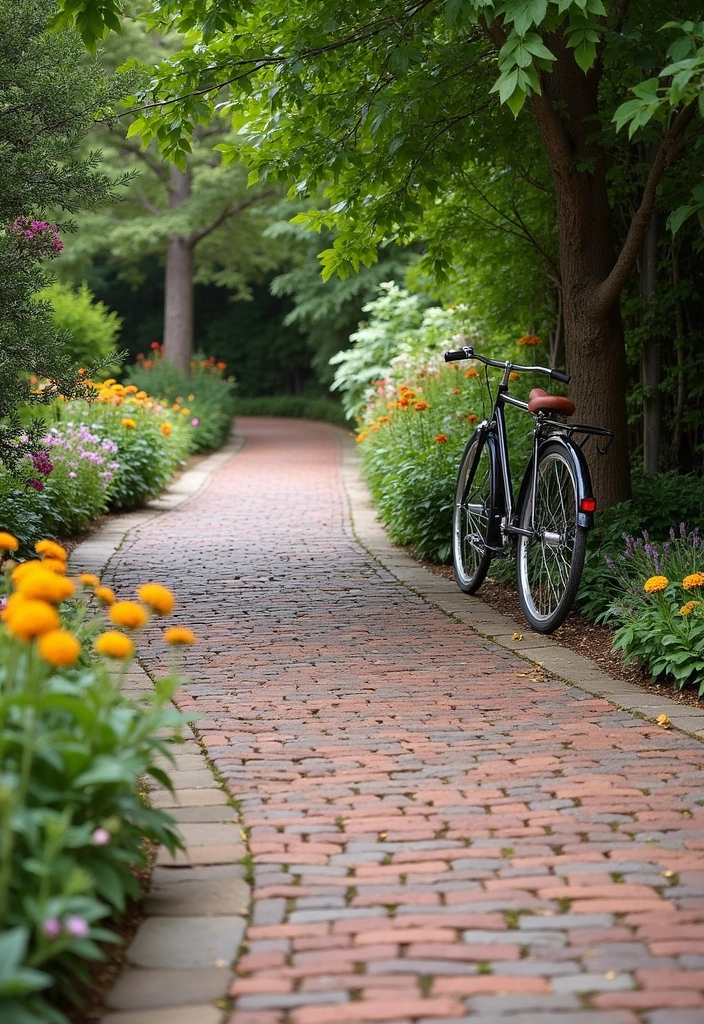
<box><xmin>418</xmin><ymin>556</ymin><xmax>704</xmax><ymax>708</ymax></box>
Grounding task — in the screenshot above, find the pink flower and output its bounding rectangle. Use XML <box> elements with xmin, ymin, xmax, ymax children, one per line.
<box><xmin>91</xmin><ymin>827</ymin><xmax>111</xmax><ymax>845</ymax></box>
<box><xmin>42</xmin><ymin>917</ymin><xmax>62</xmax><ymax>939</ymax></box>
<box><xmin>190</xmin><ymin>418</ymin><xmax>200</xmax><ymax>427</ymax></box>
<box><xmin>65</xmin><ymin>916</ymin><xmax>89</xmax><ymax>938</ymax></box>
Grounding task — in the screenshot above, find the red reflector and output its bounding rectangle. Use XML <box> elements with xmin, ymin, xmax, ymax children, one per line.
<box><xmin>580</xmin><ymin>497</ymin><xmax>597</xmax><ymax>513</ymax></box>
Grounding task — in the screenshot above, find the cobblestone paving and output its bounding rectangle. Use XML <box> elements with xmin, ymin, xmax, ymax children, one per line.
<box><xmin>105</xmin><ymin>418</ymin><xmax>704</xmax><ymax>1024</ymax></box>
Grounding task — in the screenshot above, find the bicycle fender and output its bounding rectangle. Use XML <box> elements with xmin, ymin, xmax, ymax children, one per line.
<box><xmin>516</xmin><ymin>435</ymin><xmax>595</xmax><ymax>529</ymax></box>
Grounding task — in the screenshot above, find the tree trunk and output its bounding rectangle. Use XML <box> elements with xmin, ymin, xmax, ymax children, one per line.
<box><xmin>163</xmin><ymin>234</ymin><xmax>195</xmax><ymax>373</ymax></box>
<box><xmin>530</xmin><ymin>41</ymin><xmax>631</xmax><ymax>508</ymax></box>
<box><xmin>640</xmin><ymin>181</ymin><xmax>660</xmax><ymax>474</ymax></box>
<box><xmin>163</xmin><ymin>165</ymin><xmax>194</xmax><ymax>373</ymax></box>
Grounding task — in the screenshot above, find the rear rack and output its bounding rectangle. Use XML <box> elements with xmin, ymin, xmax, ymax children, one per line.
<box><xmin>545</xmin><ymin>421</ymin><xmax>614</xmax><ymax>455</ymax></box>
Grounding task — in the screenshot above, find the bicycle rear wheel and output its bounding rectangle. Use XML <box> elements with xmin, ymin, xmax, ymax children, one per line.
<box><xmin>516</xmin><ymin>442</ymin><xmax>587</xmax><ymax>633</ymax></box>
<box><xmin>452</xmin><ymin>431</ymin><xmax>496</xmax><ymax>593</ymax></box>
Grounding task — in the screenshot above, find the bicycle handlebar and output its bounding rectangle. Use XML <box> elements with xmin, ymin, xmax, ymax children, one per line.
<box><xmin>444</xmin><ymin>345</ymin><xmax>570</xmax><ymax>385</ymax></box>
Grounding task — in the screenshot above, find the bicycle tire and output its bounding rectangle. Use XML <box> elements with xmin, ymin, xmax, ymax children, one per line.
<box><xmin>452</xmin><ymin>430</ymin><xmax>496</xmax><ymax>594</ymax></box>
<box><xmin>516</xmin><ymin>442</ymin><xmax>587</xmax><ymax>633</ymax></box>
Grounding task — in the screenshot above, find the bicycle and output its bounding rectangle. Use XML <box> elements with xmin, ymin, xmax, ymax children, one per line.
<box><xmin>444</xmin><ymin>345</ymin><xmax>613</xmax><ymax>634</ymax></box>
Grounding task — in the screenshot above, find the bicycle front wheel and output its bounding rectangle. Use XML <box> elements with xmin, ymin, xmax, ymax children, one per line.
<box><xmin>516</xmin><ymin>442</ymin><xmax>587</xmax><ymax>633</ymax></box>
<box><xmin>452</xmin><ymin>431</ymin><xmax>495</xmax><ymax>594</ymax></box>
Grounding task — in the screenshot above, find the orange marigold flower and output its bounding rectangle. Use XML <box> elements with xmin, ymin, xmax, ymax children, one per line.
<box><xmin>680</xmin><ymin>601</ymin><xmax>698</xmax><ymax>616</ymax></box>
<box><xmin>160</xmin><ymin>422</ymin><xmax>173</xmax><ymax>437</ymax></box>
<box><xmin>451</xmin><ymin>387</ymin><xmax>460</xmax><ymax>394</ymax></box>
<box><xmin>518</xmin><ymin>334</ymin><xmax>542</xmax><ymax>347</ymax></box>
<box><xmin>0</xmin><ymin>531</ymin><xmax>19</xmax><ymax>552</ymax></box>
<box><xmin>137</xmin><ymin>583</ymin><xmax>175</xmax><ymax>615</ymax></box>
<box><xmin>94</xmin><ymin>585</ymin><xmax>116</xmax><ymax>606</ymax></box>
<box><xmin>109</xmin><ymin>601</ymin><xmax>148</xmax><ymax>630</ymax></box>
<box><xmin>94</xmin><ymin>631</ymin><xmax>134</xmax><ymax>659</ymax></box>
<box><xmin>682</xmin><ymin>572</ymin><xmax>704</xmax><ymax>591</ymax></box>
<box><xmin>370</xmin><ymin>423</ymin><xmax>379</xmax><ymax>431</ymax></box>
<box><xmin>414</xmin><ymin>401</ymin><xmax>428</xmax><ymax>411</ymax></box>
<box><xmin>435</xmin><ymin>434</ymin><xmax>448</xmax><ymax>444</ymax></box>
<box><xmin>38</xmin><ymin>629</ymin><xmax>81</xmax><ymax>667</ymax></box>
<box><xmin>16</xmin><ymin>569</ymin><xmax>74</xmax><ymax>604</ymax></box>
<box><xmin>121</xmin><ymin>418</ymin><xmax>137</xmax><ymax>429</ymax></box>
<box><xmin>216</xmin><ymin>361</ymin><xmax>227</xmax><ymax>371</ymax></box>
<box><xmin>41</xmin><ymin>558</ymin><xmax>67</xmax><ymax>575</ymax></box>
<box><xmin>465</xmin><ymin>368</ymin><xmax>479</xmax><ymax>378</ymax></box>
<box><xmin>164</xmin><ymin>626</ymin><xmax>197</xmax><ymax>645</ymax></box>
<box><xmin>79</xmin><ymin>573</ymin><xmax>100</xmax><ymax>588</ymax></box>
<box><xmin>644</xmin><ymin>575</ymin><xmax>669</xmax><ymax>594</ymax></box>
<box><xmin>378</xmin><ymin>416</ymin><xmax>389</xmax><ymax>423</ymax></box>
<box><xmin>509</xmin><ymin>371</ymin><xmax>520</xmax><ymax>382</ymax></box>
<box><xmin>35</xmin><ymin>539</ymin><xmax>67</xmax><ymax>562</ymax></box>
<box><xmin>11</xmin><ymin>560</ymin><xmax>42</xmax><ymax>583</ymax></box>
<box><xmin>5</xmin><ymin>600</ymin><xmax>60</xmax><ymax>641</ymax></box>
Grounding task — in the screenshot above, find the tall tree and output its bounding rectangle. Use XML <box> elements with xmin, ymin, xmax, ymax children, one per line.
<box><xmin>59</xmin><ymin>0</ymin><xmax>704</xmax><ymax>504</ymax></box>
<box><xmin>0</xmin><ymin>0</ymin><xmax>124</xmax><ymax>466</ymax></box>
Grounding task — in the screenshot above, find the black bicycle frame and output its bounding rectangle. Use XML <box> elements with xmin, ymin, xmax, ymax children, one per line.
<box><xmin>477</xmin><ymin>379</ymin><xmax>597</xmax><ymax>554</ymax></box>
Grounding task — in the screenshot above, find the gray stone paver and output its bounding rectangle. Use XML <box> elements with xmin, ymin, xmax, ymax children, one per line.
<box><xmin>69</xmin><ymin>418</ymin><xmax>704</xmax><ymax>1024</ymax></box>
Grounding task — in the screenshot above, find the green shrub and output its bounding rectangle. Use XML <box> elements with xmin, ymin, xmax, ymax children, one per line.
<box><xmin>0</xmin><ymin>553</ymin><xmax>192</xmax><ymax>1022</ymax></box>
<box><xmin>234</xmin><ymin>395</ymin><xmax>348</xmax><ymax>426</ymax></box>
<box><xmin>36</xmin><ymin>282</ymin><xmax>122</xmax><ymax>369</ymax></box>
<box><xmin>126</xmin><ymin>349</ymin><xmax>236</xmax><ymax>453</ymax></box>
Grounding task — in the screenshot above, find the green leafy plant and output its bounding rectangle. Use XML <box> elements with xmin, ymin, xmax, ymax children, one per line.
<box><xmin>612</xmin><ymin>567</ymin><xmax>704</xmax><ymax>693</ymax></box>
<box><xmin>126</xmin><ymin>348</ymin><xmax>236</xmax><ymax>453</ymax></box>
<box><xmin>0</xmin><ymin>541</ymin><xmax>194</xmax><ymax>1021</ymax></box>
<box><xmin>36</xmin><ymin>282</ymin><xmax>122</xmax><ymax>370</ymax></box>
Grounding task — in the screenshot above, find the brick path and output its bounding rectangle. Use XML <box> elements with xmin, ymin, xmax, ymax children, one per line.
<box><xmin>103</xmin><ymin>417</ymin><xmax>704</xmax><ymax>1024</ymax></box>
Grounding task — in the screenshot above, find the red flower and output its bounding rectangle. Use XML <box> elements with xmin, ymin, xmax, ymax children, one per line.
<box><xmin>435</xmin><ymin>434</ymin><xmax>448</xmax><ymax>444</ymax></box>
<box><xmin>414</xmin><ymin>401</ymin><xmax>428</xmax><ymax>411</ymax></box>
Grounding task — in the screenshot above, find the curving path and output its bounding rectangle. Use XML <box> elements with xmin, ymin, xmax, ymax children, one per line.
<box><xmin>92</xmin><ymin>417</ymin><xmax>704</xmax><ymax>1024</ymax></box>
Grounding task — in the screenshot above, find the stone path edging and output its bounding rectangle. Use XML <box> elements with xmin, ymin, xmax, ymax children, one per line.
<box><xmin>71</xmin><ymin>436</ymin><xmax>249</xmax><ymax>1024</ymax></box>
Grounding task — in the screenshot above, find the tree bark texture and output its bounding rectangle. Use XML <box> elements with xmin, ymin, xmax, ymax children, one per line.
<box><xmin>640</xmin><ymin>207</ymin><xmax>661</xmax><ymax>474</ymax></box>
<box><xmin>530</xmin><ymin>41</ymin><xmax>631</xmax><ymax>507</ymax></box>
<box><xmin>163</xmin><ymin>166</ymin><xmax>195</xmax><ymax>373</ymax></box>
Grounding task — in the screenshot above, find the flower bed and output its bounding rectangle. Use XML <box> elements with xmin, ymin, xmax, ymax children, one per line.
<box><xmin>0</xmin><ymin>533</ymin><xmax>196</xmax><ymax>1023</ymax></box>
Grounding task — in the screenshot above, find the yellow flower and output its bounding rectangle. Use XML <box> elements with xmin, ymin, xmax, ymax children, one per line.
<box><xmin>41</xmin><ymin>558</ymin><xmax>68</xmax><ymax>575</ymax></box>
<box><xmin>137</xmin><ymin>583</ymin><xmax>175</xmax><ymax>615</ymax></box>
<box><xmin>680</xmin><ymin>601</ymin><xmax>698</xmax><ymax>616</ymax></box>
<box><xmin>94</xmin><ymin>585</ymin><xmax>116</xmax><ymax>606</ymax></box>
<box><xmin>16</xmin><ymin>569</ymin><xmax>74</xmax><ymax>604</ymax></box>
<box><xmin>34</xmin><ymin>540</ymin><xmax>67</xmax><ymax>565</ymax></box>
<box><xmin>123</xmin><ymin>384</ymin><xmax>138</xmax><ymax>394</ymax></box>
<box><xmin>4</xmin><ymin>600</ymin><xmax>60</xmax><ymax>641</ymax></box>
<box><xmin>11</xmin><ymin>560</ymin><xmax>42</xmax><ymax>583</ymax></box>
<box><xmin>94</xmin><ymin>631</ymin><xmax>134</xmax><ymax>659</ymax></box>
<box><xmin>682</xmin><ymin>572</ymin><xmax>704</xmax><ymax>591</ymax></box>
<box><xmin>79</xmin><ymin>573</ymin><xmax>100</xmax><ymax>588</ymax></box>
<box><xmin>38</xmin><ymin>629</ymin><xmax>81</xmax><ymax>667</ymax></box>
<box><xmin>163</xmin><ymin>626</ymin><xmax>197</xmax><ymax>645</ymax></box>
<box><xmin>181</xmin><ymin>408</ymin><xmax>190</xmax><ymax>416</ymax></box>
<box><xmin>0</xmin><ymin>532</ymin><xmax>19</xmax><ymax>552</ymax></box>
<box><xmin>136</xmin><ymin>391</ymin><xmax>148</xmax><ymax>400</ymax></box>
<box><xmin>109</xmin><ymin>601</ymin><xmax>148</xmax><ymax>630</ymax></box>
<box><xmin>121</xmin><ymin>418</ymin><xmax>137</xmax><ymax>429</ymax></box>
<box><xmin>160</xmin><ymin>422</ymin><xmax>172</xmax><ymax>437</ymax></box>
<box><xmin>102</xmin><ymin>378</ymin><xmax>116</xmax><ymax>386</ymax></box>
<box><xmin>35</xmin><ymin>540</ymin><xmax>68</xmax><ymax>561</ymax></box>
<box><xmin>644</xmin><ymin>575</ymin><xmax>669</xmax><ymax>593</ymax></box>
<box><xmin>509</xmin><ymin>371</ymin><xmax>521</xmax><ymax>382</ymax></box>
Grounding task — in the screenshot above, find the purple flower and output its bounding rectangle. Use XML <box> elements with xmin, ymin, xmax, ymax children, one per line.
<box><xmin>30</xmin><ymin>451</ymin><xmax>54</xmax><ymax>476</ymax></box>
<box><xmin>64</xmin><ymin>916</ymin><xmax>89</xmax><ymax>938</ymax></box>
<box><xmin>42</xmin><ymin>917</ymin><xmax>62</xmax><ymax>939</ymax></box>
<box><xmin>27</xmin><ymin>477</ymin><xmax>44</xmax><ymax>492</ymax></box>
